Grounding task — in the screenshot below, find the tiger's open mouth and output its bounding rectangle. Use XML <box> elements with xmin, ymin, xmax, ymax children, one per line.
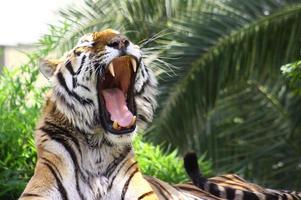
<box><xmin>97</xmin><ymin>55</ymin><xmax>138</xmax><ymax>135</ymax></box>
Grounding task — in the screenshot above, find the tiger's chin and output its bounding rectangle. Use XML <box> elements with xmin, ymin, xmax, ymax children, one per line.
<box><xmin>105</xmin><ymin>128</ymin><xmax>137</xmax><ymax>144</ymax></box>
<box><xmin>91</xmin><ymin>126</ymin><xmax>137</xmax><ymax>146</ymax></box>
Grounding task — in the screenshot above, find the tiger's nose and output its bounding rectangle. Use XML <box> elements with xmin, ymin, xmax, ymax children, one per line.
<box><xmin>108</xmin><ymin>35</ymin><xmax>130</xmax><ymax>50</ymax></box>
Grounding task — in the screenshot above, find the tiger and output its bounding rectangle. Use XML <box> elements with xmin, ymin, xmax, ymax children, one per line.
<box><xmin>19</xmin><ymin>28</ymin><xmax>300</xmax><ymax>200</ymax></box>
<box><xmin>184</xmin><ymin>152</ymin><xmax>301</xmax><ymax>200</ymax></box>
<box><xmin>20</xmin><ymin>29</ymin><xmax>221</xmax><ymax>200</ymax></box>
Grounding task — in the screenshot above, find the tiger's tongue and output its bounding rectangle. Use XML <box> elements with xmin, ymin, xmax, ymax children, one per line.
<box><xmin>102</xmin><ymin>88</ymin><xmax>134</xmax><ymax>127</ymax></box>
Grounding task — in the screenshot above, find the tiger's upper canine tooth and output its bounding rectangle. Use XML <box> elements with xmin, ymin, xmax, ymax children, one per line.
<box><xmin>109</xmin><ymin>63</ymin><xmax>115</xmax><ymax>77</ymax></box>
<box><xmin>130</xmin><ymin>58</ymin><xmax>137</xmax><ymax>72</ymax></box>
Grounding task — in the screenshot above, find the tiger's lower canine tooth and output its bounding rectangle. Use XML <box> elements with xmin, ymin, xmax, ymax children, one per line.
<box><xmin>113</xmin><ymin>121</ymin><xmax>118</xmax><ymax>129</ymax></box>
<box><xmin>130</xmin><ymin>58</ymin><xmax>137</xmax><ymax>72</ymax></box>
<box><xmin>109</xmin><ymin>63</ymin><xmax>115</xmax><ymax>77</ymax></box>
<box><xmin>131</xmin><ymin>116</ymin><xmax>136</xmax><ymax>126</ymax></box>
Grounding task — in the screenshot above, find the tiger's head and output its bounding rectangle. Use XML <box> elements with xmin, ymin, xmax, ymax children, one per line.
<box><xmin>40</xmin><ymin>29</ymin><xmax>157</xmax><ymax>144</ymax></box>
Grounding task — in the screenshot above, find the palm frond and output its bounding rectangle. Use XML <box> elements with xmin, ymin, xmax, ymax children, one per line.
<box><xmin>147</xmin><ymin>1</ymin><xmax>301</xmax><ymax>189</ymax></box>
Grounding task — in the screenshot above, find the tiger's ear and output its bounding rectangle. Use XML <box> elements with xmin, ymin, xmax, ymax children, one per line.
<box><xmin>39</xmin><ymin>58</ymin><xmax>60</xmax><ymax>79</ymax></box>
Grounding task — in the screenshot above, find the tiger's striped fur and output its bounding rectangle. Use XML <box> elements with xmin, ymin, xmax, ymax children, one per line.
<box><xmin>184</xmin><ymin>152</ymin><xmax>301</xmax><ymax>200</ymax></box>
<box><xmin>20</xmin><ymin>29</ymin><xmax>219</xmax><ymax>200</ymax></box>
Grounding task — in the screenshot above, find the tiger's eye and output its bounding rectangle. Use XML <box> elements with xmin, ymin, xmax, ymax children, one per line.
<box><xmin>74</xmin><ymin>49</ymin><xmax>81</xmax><ymax>56</ymax></box>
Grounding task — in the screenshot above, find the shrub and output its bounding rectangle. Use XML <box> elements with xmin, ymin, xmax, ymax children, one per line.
<box><xmin>281</xmin><ymin>60</ymin><xmax>301</xmax><ymax>94</ymax></box>
<box><xmin>0</xmin><ymin>66</ymin><xmax>40</xmax><ymax>199</ymax></box>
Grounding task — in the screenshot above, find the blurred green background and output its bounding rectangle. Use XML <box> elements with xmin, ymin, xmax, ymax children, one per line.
<box><xmin>1</xmin><ymin>0</ymin><xmax>301</xmax><ymax>199</ymax></box>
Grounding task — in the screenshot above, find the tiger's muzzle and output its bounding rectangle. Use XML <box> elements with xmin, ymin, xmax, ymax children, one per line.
<box><xmin>97</xmin><ymin>37</ymin><xmax>140</xmax><ymax>135</ymax></box>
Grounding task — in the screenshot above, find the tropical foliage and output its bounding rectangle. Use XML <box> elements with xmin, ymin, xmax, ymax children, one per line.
<box><xmin>282</xmin><ymin>60</ymin><xmax>301</xmax><ymax>93</ymax></box>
